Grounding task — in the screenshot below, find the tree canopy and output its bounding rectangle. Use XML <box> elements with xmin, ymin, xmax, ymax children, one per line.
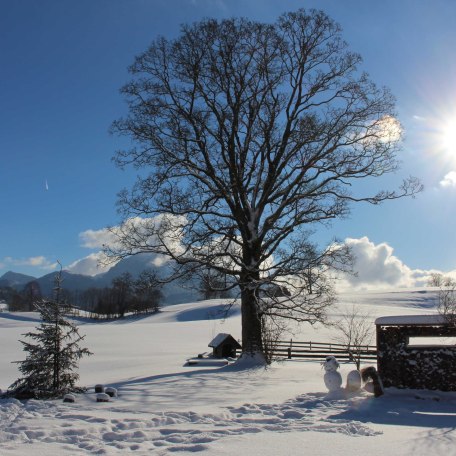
<box><xmin>109</xmin><ymin>9</ymin><xmax>421</xmax><ymax>357</ymax></box>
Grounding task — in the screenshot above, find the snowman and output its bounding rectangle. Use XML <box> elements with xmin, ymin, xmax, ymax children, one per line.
<box><xmin>323</xmin><ymin>356</ymin><xmax>342</xmax><ymax>392</ymax></box>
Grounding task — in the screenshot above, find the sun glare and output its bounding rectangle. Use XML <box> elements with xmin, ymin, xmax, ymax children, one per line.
<box><xmin>423</xmin><ymin>109</ymin><xmax>456</xmax><ymax>159</ymax></box>
<box><xmin>375</xmin><ymin>115</ymin><xmax>402</xmax><ymax>142</ymax></box>
<box><xmin>442</xmin><ymin>119</ymin><xmax>456</xmax><ymax>153</ymax></box>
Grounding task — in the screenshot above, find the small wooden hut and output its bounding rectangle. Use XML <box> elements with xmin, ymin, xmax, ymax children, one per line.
<box><xmin>375</xmin><ymin>315</ymin><xmax>456</xmax><ymax>391</ymax></box>
<box><xmin>208</xmin><ymin>333</ymin><xmax>241</xmax><ymax>358</ymax></box>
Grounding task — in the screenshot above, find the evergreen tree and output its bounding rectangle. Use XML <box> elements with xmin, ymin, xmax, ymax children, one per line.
<box><xmin>9</xmin><ymin>267</ymin><xmax>92</xmax><ymax>399</ymax></box>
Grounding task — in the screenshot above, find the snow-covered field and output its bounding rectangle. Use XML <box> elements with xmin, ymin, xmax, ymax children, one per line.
<box><xmin>1</xmin><ymin>289</ymin><xmax>456</xmax><ymax>455</ymax></box>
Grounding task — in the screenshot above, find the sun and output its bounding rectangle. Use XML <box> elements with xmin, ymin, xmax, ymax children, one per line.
<box><xmin>442</xmin><ymin>119</ymin><xmax>456</xmax><ymax>153</ymax></box>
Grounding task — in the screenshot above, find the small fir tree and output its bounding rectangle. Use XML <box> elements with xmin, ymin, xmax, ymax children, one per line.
<box><xmin>9</xmin><ymin>267</ymin><xmax>92</xmax><ymax>399</ymax></box>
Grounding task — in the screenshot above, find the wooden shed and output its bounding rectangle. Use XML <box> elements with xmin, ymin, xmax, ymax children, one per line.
<box><xmin>375</xmin><ymin>315</ymin><xmax>456</xmax><ymax>391</ymax></box>
<box><xmin>208</xmin><ymin>333</ymin><xmax>241</xmax><ymax>358</ymax></box>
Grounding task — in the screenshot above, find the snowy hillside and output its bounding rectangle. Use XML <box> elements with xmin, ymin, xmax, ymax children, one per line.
<box><xmin>1</xmin><ymin>288</ymin><xmax>455</xmax><ymax>455</ymax></box>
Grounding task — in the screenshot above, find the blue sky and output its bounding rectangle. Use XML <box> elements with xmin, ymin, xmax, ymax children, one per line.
<box><xmin>1</xmin><ymin>0</ymin><xmax>456</xmax><ymax>282</ymax></box>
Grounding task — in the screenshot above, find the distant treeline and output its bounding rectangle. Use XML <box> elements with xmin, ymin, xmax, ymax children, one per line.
<box><xmin>0</xmin><ymin>271</ymin><xmax>162</xmax><ymax>318</ymax></box>
<box><xmin>0</xmin><ymin>269</ymin><xmax>236</xmax><ymax>318</ymax></box>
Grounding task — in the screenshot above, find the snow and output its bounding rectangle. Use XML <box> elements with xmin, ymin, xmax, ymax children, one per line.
<box><xmin>1</xmin><ymin>289</ymin><xmax>456</xmax><ymax>455</ymax></box>
<box><xmin>346</xmin><ymin>370</ymin><xmax>362</xmax><ymax>391</ymax></box>
<box><xmin>375</xmin><ymin>314</ymin><xmax>448</xmax><ymax>325</ymax></box>
<box><xmin>208</xmin><ymin>333</ymin><xmax>232</xmax><ymax>348</ymax></box>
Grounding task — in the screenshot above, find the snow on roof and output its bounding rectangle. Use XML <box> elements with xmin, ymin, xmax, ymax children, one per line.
<box><xmin>375</xmin><ymin>314</ymin><xmax>448</xmax><ymax>326</ymax></box>
<box><xmin>208</xmin><ymin>333</ymin><xmax>239</xmax><ymax>348</ymax></box>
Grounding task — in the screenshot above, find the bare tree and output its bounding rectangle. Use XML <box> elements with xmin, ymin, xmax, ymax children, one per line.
<box><xmin>428</xmin><ymin>272</ymin><xmax>456</xmax><ymax>288</ymax></box>
<box><xmin>23</xmin><ymin>281</ymin><xmax>42</xmax><ymax>312</ymax></box>
<box><xmin>261</xmin><ymin>314</ymin><xmax>290</xmax><ymax>365</ymax></box>
<box><xmin>333</xmin><ymin>305</ymin><xmax>373</xmax><ymax>370</ymax></box>
<box><xmin>111</xmin><ymin>272</ymin><xmax>134</xmax><ymax>317</ymax></box>
<box><xmin>108</xmin><ymin>10</ymin><xmax>421</xmax><ymax>358</ymax></box>
<box><xmin>198</xmin><ymin>267</ymin><xmax>232</xmax><ymax>300</ymax></box>
<box><xmin>428</xmin><ymin>273</ymin><xmax>456</xmax><ymax>326</ymax></box>
<box><xmin>428</xmin><ymin>272</ymin><xmax>444</xmax><ymax>287</ymax></box>
<box><xmin>132</xmin><ymin>270</ymin><xmax>163</xmax><ymax>313</ymax></box>
<box><xmin>438</xmin><ymin>281</ymin><xmax>456</xmax><ymax>327</ymax></box>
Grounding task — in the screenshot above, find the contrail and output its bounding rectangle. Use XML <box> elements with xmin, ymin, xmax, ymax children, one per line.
<box><xmin>45</xmin><ymin>179</ymin><xmax>49</xmax><ymax>191</ymax></box>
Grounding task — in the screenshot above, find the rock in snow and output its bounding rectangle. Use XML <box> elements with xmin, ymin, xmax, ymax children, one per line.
<box><xmin>94</xmin><ymin>384</ymin><xmax>104</xmax><ymax>393</ymax></box>
<box><xmin>63</xmin><ymin>394</ymin><xmax>75</xmax><ymax>403</ymax></box>
<box><xmin>105</xmin><ymin>387</ymin><xmax>117</xmax><ymax>398</ymax></box>
<box><xmin>96</xmin><ymin>393</ymin><xmax>110</xmax><ymax>403</ymax></box>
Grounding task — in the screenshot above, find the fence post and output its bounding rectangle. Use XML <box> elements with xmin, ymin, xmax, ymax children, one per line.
<box><xmin>287</xmin><ymin>347</ymin><xmax>292</xmax><ymax>359</ymax></box>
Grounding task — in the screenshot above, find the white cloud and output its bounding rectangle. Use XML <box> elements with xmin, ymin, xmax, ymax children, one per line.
<box><xmin>71</xmin><ymin>216</ymin><xmax>185</xmax><ymax>276</ymax></box>
<box><xmin>375</xmin><ymin>115</ymin><xmax>402</xmax><ymax>143</ymax></box>
<box><xmin>79</xmin><ymin>216</ymin><xmax>186</xmax><ymax>255</ymax></box>
<box><xmin>26</xmin><ymin>256</ymin><xmax>54</xmax><ymax>268</ymax></box>
<box><xmin>1</xmin><ymin>256</ymin><xmax>58</xmax><ymax>271</ymax></box>
<box><xmin>71</xmin><ymin>223</ymin><xmax>452</xmax><ymax>289</ymax></box>
<box><xmin>337</xmin><ymin>237</ymin><xmax>432</xmax><ymax>290</ymax></box>
<box><xmin>440</xmin><ymin>171</ymin><xmax>456</xmax><ymax>188</ymax></box>
<box><xmin>79</xmin><ymin>228</ymin><xmax>118</xmax><ymax>249</ymax></box>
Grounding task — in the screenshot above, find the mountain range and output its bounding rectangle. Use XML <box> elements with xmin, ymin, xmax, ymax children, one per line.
<box><xmin>0</xmin><ymin>254</ymin><xmax>199</xmax><ymax>304</ymax></box>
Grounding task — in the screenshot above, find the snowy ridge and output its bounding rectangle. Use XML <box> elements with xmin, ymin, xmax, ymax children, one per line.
<box><xmin>375</xmin><ymin>314</ymin><xmax>447</xmax><ymax>325</ymax></box>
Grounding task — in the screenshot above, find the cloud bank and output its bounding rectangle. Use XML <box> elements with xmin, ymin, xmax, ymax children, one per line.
<box><xmin>67</xmin><ymin>216</ymin><xmax>182</xmax><ymax>276</ymax></box>
<box><xmin>1</xmin><ymin>256</ymin><xmax>58</xmax><ymax>272</ymax></box>
<box><xmin>68</xmin><ymin>217</ymin><xmax>453</xmax><ymax>290</ymax></box>
<box><xmin>336</xmin><ymin>237</ymin><xmax>441</xmax><ymax>290</ymax></box>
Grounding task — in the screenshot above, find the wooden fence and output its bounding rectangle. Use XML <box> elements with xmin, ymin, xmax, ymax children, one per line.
<box><xmin>238</xmin><ymin>340</ymin><xmax>377</xmax><ymax>363</ymax></box>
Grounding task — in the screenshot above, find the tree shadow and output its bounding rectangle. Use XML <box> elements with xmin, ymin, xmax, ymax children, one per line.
<box><xmin>0</xmin><ymin>312</ymin><xmax>40</xmax><ymax>323</ymax></box>
<box><xmin>71</xmin><ymin>312</ymin><xmax>160</xmax><ymax>325</ymax></box>
<box><xmin>96</xmin><ymin>362</ymin><xmax>270</xmax><ymax>410</ymax></box>
<box><xmin>174</xmin><ymin>303</ymin><xmax>240</xmax><ymax>322</ymax></box>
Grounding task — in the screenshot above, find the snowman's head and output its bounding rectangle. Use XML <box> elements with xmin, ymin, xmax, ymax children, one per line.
<box><xmin>323</xmin><ymin>356</ymin><xmax>339</xmax><ymax>372</ymax></box>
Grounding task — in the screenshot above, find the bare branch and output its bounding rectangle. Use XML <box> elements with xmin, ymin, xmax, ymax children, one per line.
<box><xmin>108</xmin><ymin>9</ymin><xmax>421</xmax><ymax>357</ymax></box>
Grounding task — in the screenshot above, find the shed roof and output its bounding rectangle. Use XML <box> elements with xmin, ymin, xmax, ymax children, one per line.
<box><xmin>208</xmin><ymin>333</ymin><xmax>241</xmax><ymax>348</ymax></box>
<box><xmin>375</xmin><ymin>314</ymin><xmax>448</xmax><ymax>326</ymax></box>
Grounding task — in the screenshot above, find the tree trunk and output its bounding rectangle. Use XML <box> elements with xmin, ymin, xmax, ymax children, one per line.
<box><xmin>240</xmin><ymin>277</ymin><xmax>263</xmax><ymax>355</ymax></box>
